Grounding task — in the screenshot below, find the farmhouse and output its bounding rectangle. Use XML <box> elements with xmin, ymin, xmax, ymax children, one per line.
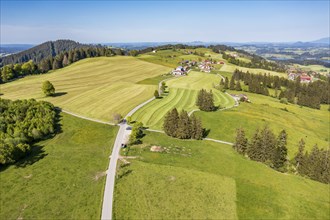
<box><xmin>198</xmin><ymin>60</ymin><xmax>215</xmax><ymax>73</ymax></box>
<box><xmin>172</xmin><ymin>66</ymin><xmax>189</xmax><ymax>76</ymax></box>
<box><xmin>231</xmin><ymin>94</ymin><xmax>250</xmax><ymax>102</ymax></box>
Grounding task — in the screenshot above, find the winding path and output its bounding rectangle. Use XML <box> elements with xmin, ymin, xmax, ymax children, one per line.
<box><xmin>59</xmin><ymin>77</ymin><xmax>235</xmax><ymax>220</ymax></box>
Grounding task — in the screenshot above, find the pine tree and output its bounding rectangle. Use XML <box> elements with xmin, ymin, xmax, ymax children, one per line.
<box><xmin>229</xmin><ymin>76</ymin><xmax>235</xmax><ymax>90</ymax></box>
<box><xmin>163</xmin><ymin>108</ymin><xmax>179</xmax><ymax>137</ymax></box>
<box><xmin>235</xmin><ymin>80</ymin><xmax>242</xmax><ymax>91</ymax></box>
<box><xmin>247</xmin><ymin>129</ymin><xmax>263</xmax><ymax>161</ymax></box>
<box><xmin>176</xmin><ymin>110</ymin><xmax>191</xmax><ymax>139</ymax></box>
<box><xmin>273</xmin><ymin>130</ymin><xmax>288</xmax><ymax>171</ymax></box>
<box><xmin>220</xmin><ymin>78</ymin><xmax>224</xmax><ymax>86</ymax></box>
<box><xmin>233</xmin><ymin>127</ymin><xmax>248</xmax><ymax>155</ymax></box>
<box><xmin>294</xmin><ymin>139</ymin><xmax>306</xmax><ymax>174</ymax></box>
<box><xmin>260</xmin><ymin>125</ymin><xmax>276</xmax><ymax>164</ymax></box>
<box><xmin>190</xmin><ymin>114</ymin><xmax>203</xmax><ymax>140</ymax></box>
<box><xmin>224</xmin><ymin>77</ymin><xmax>229</xmax><ymax>89</ymax></box>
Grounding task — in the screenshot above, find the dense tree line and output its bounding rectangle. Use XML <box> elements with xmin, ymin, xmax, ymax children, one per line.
<box><xmin>234</xmin><ymin>126</ymin><xmax>329</xmax><ymax>183</ymax></box>
<box><xmin>294</xmin><ymin>139</ymin><xmax>330</xmax><ymax>184</ymax></box>
<box><xmin>163</xmin><ymin>108</ymin><xmax>203</xmax><ymax>140</ymax></box>
<box><xmin>229</xmin><ymin>69</ymin><xmax>330</xmax><ymax>109</ymax></box>
<box><xmin>0</xmin><ymin>40</ymin><xmax>92</xmax><ymax>66</ymax></box>
<box><xmin>0</xmin><ymin>46</ymin><xmax>124</xmax><ymax>83</ymax></box>
<box><xmin>196</xmin><ymin>89</ymin><xmax>216</xmax><ymax>111</ymax></box>
<box><xmin>0</xmin><ymin>99</ymin><xmax>57</xmax><ymax>165</ymax></box>
<box><xmin>234</xmin><ymin>126</ymin><xmax>288</xmax><ymax>172</ymax></box>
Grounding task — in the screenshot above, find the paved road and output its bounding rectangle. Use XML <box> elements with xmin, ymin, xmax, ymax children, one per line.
<box><xmin>101</xmin><ymin>122</ymin><xmax>130</xmax><ymax>220</ymax></box>
<box><xmin>101</xmin><ymin>92</ymin><xmax>158</xmax><ymax>220</ymax></box>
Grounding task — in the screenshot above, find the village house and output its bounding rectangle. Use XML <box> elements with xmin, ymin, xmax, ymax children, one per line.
<box><xmin>172</xmin><ymin>66</ymin><xmax>190</xmax><ymax>76</ymax></box>
<box><xmin>231</xmin><ymin>94</ymin><xmax>250</xmax><ymax>103</ymax></box>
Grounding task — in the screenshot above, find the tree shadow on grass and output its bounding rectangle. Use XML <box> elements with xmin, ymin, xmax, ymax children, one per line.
<box><xmin>52</xmin><ymin>92</ymin><xmax>67</xmax><ymax>97</ymax></box>
<box><xmin>14</xmin><ymin>144</ymin><xmax>48</xmax><ymax>168</ymax></box>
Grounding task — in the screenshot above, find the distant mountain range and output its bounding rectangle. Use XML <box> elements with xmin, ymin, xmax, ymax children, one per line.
<box><xmin>0</xmin><ymin>37</ymin><xmax>328</xmax><ymax>64</ymax></box>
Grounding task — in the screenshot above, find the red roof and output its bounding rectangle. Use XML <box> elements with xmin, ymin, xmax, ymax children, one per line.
<box><xmin>300</xmin><ymin>76</ymin><xmax>311</xmax><ymax>80</ymax></box>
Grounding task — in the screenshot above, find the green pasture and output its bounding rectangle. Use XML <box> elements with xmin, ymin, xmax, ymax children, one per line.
<box><xmin>114</xmin><ymin>131</ymin><xmax>330</xmax><ymax>219</ymax></box>
<box><xmin>0</xmin><ymin>113</ymin><xmax>118</xmax><ymax>219</ymax></box>
<box><xmin>0</xmin><ymin>56</ymin><xmax>171</xmax><ymax>121</ymax></box>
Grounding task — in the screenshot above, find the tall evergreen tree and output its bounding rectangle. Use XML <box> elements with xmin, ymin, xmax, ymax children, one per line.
<box><xmin>229</xmin><ymin>76</ymin><xmax>235</xmax><ymax>90</ymax></box>
<box><xmin>163</xmin><ymin>108</ymin><xmax>179</xmax><ymax>137</ymax></box>
<box><xmin>224</xmin><ymin>77</ymin><xmax>229</xmax><ymax>89</ymax></box>
<box><xmin>235</xmin><ymin>80</ymin><xmax>242</xmax><ymax>91</ymax></box>
<box><xmin>233</xmin><ymin>127</ymin><xmax>248</xmax><ymax>155</ymax></box>
<box><xmin>176</xmin><ymin>110</ymin><xmax>191</xmax><ymax>139</ymax></box>
<box><xmin>294</xmin><ymin>139</ymin><xmax>306</xmax><ymax>174</ymax></box>
<box><xmin>273</xmin><ymin>130</ymin><xmax>288</xmax><ymax>170</ymax></box>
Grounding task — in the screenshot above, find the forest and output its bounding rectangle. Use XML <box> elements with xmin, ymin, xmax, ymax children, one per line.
<box><xmin>0</xmin><ymin>99</ymin><xmax>57</xmax><ymax>165</ymax></box>
<box><xmin>234</xmin><ymin>126</ymin><xmax>330</xmax><ymax>184</ymax></box>
<box><xmin>225</xmin><ymin>69</ymin><xmax>330</xmax><ymax>109</ymax></box>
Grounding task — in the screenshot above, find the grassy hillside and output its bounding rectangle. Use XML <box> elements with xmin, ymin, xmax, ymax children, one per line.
<box><xmin>0</xmin><ymin>56</ymin><xmax>171</xmax><ymax>121</ymax></box>
<box><xmin>196</xmin><ymin>91</ymin><xmax>329</xmax><ymax>157</ymax></box>
<box><xmin>114</xmin><ymin>131</ymin><xmax>330</xmax><ymax>219</ymax></box>
<box><xmin>132</xmin><ymin>71</ymin><xmax>235</xmax><ymax>129</ymax></box>
<box><xmin>114</xmin><ymin>161</ymin><xmax>237</xmax><ymax>219</ymax></box>
<box><xmin>221</xmin><ymin>63</ymin><xmax>286</xmax><ymax>76</ymax></box>
<box><xmin>0</xmin><ymin>112</ymin><xmax>118</xmax><ymax>219</ymax></box>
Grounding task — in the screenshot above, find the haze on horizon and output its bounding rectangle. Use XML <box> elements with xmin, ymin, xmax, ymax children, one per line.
<box><xmin>1</xmin><ymin>0</ymin><xmax>329</xmax><ymax>44</ymax></box>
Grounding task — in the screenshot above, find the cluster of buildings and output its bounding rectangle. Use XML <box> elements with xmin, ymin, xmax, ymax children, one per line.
<box><xmin>287</xmin><ymin>67</ymin><xmax>315</xmax><ymax>83</ymax></box>
<box><xmin>171</xmin><ymin>59</ymin><xmax>225</xmax><ymax>75</ymax></box>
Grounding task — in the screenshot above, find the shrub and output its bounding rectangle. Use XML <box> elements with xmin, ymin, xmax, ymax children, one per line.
<box><xmin>280</xmin><ymin>98</ymin><xmax>288</xmax><ymax>104</ymax></box>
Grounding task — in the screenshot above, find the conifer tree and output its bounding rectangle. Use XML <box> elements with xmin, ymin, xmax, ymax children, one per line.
<box><xmin>190</xmin><ymin>114</ymin><xmax>203</xmax><ymax>140</ymax></box>
<box><xmin>229</xmin><ymin>76</ymin><xmax>235</xmax><ymax>90</ymax></box>
<box><xmin>163</xmin><ymin>108</ymin><xmax>179</xmax><ymax>137</ymax></box>
<box><xmin>294</xmin><ymin>138</ymin><xmax>306</xmax><ymax>173</ymax></box>
<box><xmin>176</xmin><ymin>110</ymin><xmax>191</xmax><ymax>139</ymax></box>
<box><xmin>233</xmin><ymin>127</ymin><xmax>248</xmax><ymax>155</ymax></box>
<box><xmin>273</xmin><ymin>130</ymin><xmax>288</xmax><ymax>170</ymax></box>
<box><xmin>224</xmin><ymin>77</ymin><xmax>229</xmax><ymax>89</ymax></box>
<box><xmin>247</xmin><ymin>129</ymin><xmax>263</xmax><ymax>161</ymax></box>
<box><xmin>235</xmin><ymin>80</ymin><xmax>242</xmax><ymax>91</ymax></box>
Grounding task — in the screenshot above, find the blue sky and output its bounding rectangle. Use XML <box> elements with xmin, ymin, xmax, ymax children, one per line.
<box><xmin>1</xmin><ymin>0</ymin><xmax>329</xmax><ymax>44</ymax></box>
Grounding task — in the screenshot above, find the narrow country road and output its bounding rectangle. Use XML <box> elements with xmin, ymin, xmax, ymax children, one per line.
<box><xmin>58</xmin><ymin>78</ymin><xmax>235</xmax><ymax>220</ymax></box>
<box><xmin>101</xmin><ymin>121</ymin><xmax>130</xmax><ymax>220</ymax></box>
<box><xmin>101</xmin><ymin>95</ymin><xmax>157</xmax><ymax>220</ymax></box>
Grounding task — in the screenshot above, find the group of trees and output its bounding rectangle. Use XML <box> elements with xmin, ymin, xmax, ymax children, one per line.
<box><xmin>294</xmin><ymin>139</ymin><xmax>329</xmax><ymax>184</ymax></box>
<box><xmin>0</xmin><ymin>99</ymin><xmax>56</xmax><ymax>165</ymax></box>
<box><xmin>279</xmin><ymin>78</ymin><xmax>330</xmax><ymax>109</ymax></box>
<box><xmin>234</xmin><ymin>126</ymin><xmax>329</xmax><ymax>183</ymax></box>
<box><xmin>234</xmin><ymin>126</ymin><xmax>288</xmax><ymax>171</ymax></box>
<box><xmin>196</xmin><ymin>89</ymin><xmax>216</xmax><ymax>111</ymax></box>
<box><xmin>163</xmin><ymin>108</ymin><xmax>203</xmax><ymax>140</ymax></box>
<box><xmin>228</xmin><ymin>69</ymin><xmax>330</xmax><ymax>109</ymax></box>
<box><xmin>1</xmin><ymin>45</ymin><xmax>124</xmax><ymax>83</ymax></box>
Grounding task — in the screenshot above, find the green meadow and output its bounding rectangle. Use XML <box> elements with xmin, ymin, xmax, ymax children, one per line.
<box><xmin>0</xmin><ymin>113</ymin><xmax>118</xmax><ymax>219</ymax></box>
<box><xmin>0</xmin><ymin>56</ymin><xmax>171</xmax><ymax>121</ymax></box>
<box><xmin>114</xmin><ymin>131</ymin><xmax>330</xmax><ymax>219</ymax></box>
<box><xmin>132</xmin><ymin>71</ymin><xmax>235</xmax><ymax>129</ymax></box>
<box><xmin>196</xmin><ymin>91</ymin><xmax>329</xmax><ymax>157</ymax></box>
